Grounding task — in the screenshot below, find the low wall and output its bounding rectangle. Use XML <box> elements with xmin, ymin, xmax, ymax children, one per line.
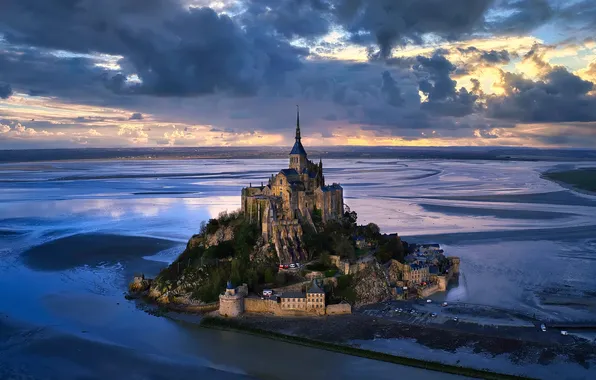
<box><xmin>326</xmin><ymin>303</ymin><xmax>352</xmax><ymax>315</ymax></box>
<box><xmin>305</xmin><ymin>271</ymin><xmax>325</xmax><ymax>280</ymax></box>
<box><xmin>244</xmin><ymin>298</ymin><xmax>329</xmax><ymax>316</ymax></box>
<box><xmin>244</xmin><ymin>298</ymin><xmax>279</xmax><ymax>314</ymax></box>
<box><xmin>170</xmin><ymin>301</ymin><xmax>220</xmax><ymax>313</ymax></box>
<box><xmin>419</xmin><ymin>284</ymin><xmax>440</xmax><ymax>298</ymax></box>
<box><xmin>272</xmin><ymin>281</ymin><xmax>308</xmax><ymax>293</ymax></box>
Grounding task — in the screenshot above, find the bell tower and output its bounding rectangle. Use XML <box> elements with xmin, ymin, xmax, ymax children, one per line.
<box><xmin>289</xmin><ymin>105</ymin><xmax>307</xmax><ymax>172</ymax></box>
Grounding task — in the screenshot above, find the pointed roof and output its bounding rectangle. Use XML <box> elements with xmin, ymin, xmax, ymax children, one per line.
<box><xmin>290</xmin><ymin>105</ymin><xmax>307</xmax><ymax>156</ymax></box>
<box><xmin>307</xmin><ymin>280</ymin><xmax>325</xmax><ymax>294</ymax></box>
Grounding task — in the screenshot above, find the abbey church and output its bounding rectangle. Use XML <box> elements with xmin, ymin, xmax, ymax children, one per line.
<box><xmin>241</xmin><ymin>108</ymin><xmax>344</xmax><ymax>264</ymax></box>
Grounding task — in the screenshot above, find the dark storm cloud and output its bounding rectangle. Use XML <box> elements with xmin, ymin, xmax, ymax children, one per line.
<box><xmin>0</xmin><ymin>1</ymin><xmax>307</xmax><ymax>97</ymax></box>
<box><xmin>381</xmin><ymin>71</ymin><xmax>404</xmax><ymax>107</ymax></box>
<box><xmin>414</xmin><ymin>54</ymin><xmax>480</xmax><ymax>117</ymax></box>
<box><xmin>487</xmin><ymin>67</ymin><xmax>596</xmax><ymax>122</ymax></box>
<box><xmin>556</xmin><ymin>0</ymin><xmax>596</xmax><ymax>33</ymax></box>
<box><xmin>0</xmin><ymin>82</ymin><xmax>12</xmax><ymax>99</ymax></box>
<box><xmin>239</xmin><ymin>0</ymin><xmax>331</xmax><ymax>40</ymax></box>
<box><xmin>239</xmin><ymin>0</ymin><xmax>556</xmax><ymax>60</ymax></box>
<box><xmin>456</xmin><ymin>46</ymin><xmax>515</xmax><ymax>68</ymax></box>
<box><xmin>129</xmin><ymin>112</ymin><xmax>143</xmax><ymax>120</ymax></box>
<box><xmin>479</xmin><ymin>50</ymin><xmax>511</xmax><ymax>64</ymax></box>
<box><xmin>485</xmin><ymin>0</ymin><xmax>553</xmax><ymax>34</ymax></box>
<box><xmin>329</xmin><ymin>0</ymin><xmax>493</xmax><ymax>59</ymax></box>
<box><xmin>0</xmin><ymin>45</ymin><xmax>115</xmax><ymax>100</ymax></box>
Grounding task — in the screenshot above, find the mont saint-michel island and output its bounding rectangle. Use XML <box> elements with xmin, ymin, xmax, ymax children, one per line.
<box><xmin>130</xmin><ymin>109</ymin><xmax>460</xmax><ymax>320</ymax></box>
<box><xmin>125</xmin><ymin>111</ymin><xmax>596</xmax><ymax>379</ymax></box>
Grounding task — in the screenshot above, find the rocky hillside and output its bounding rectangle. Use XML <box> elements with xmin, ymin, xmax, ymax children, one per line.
<box><xmin>352</xmin><ymin>261</ymin><xmax>393</xmax><ymax>307</ymax></box>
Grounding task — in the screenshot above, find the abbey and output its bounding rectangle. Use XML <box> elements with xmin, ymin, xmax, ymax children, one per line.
<box><xmin>241</xmin><ymin>108</ymin><xmax>344</xmax><ymax>263</ymax></box>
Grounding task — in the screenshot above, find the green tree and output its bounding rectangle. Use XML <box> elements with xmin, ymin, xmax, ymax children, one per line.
<box><xmin>245</xmin><ymin>267</ymin><xmax>259</xmax><ymax>288</ymax></box>
<box><xmin>263</xmin><ymin>267</ymin><xmax>276</xmax><ymax>284</ymax></box>
<box><xmin>364</xmin><ymin>223</ymin><xmax>381</xmax><ymax>241</ymax></box>
<box><xmin>375</xmin><ymin>235</ymin><xmax>405</xmax><ymax>263</ymax></box>
<box><xmin>275</xmin><ymin>271</ymin><xmax>287</xmax><ymax>286</ymax></box>
<box><xmin>333</xmin><ymin>235</ymin><xmax>355</xmax><ymax>260</ymax></box>
<box><xmin>320</xmin><ymin>251</ymin><xmax>332</xmax><ymax>268</ymax></box>
<box><xmin>230</xmin><ymin>258</ymin><xmax>243</xmax><ymax>286</ymax></box>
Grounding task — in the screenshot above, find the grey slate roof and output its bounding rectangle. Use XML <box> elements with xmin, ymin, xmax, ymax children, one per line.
<box><xmin>290</xmin><ymin>140</ymin><xmax>307</xmax><ymax>156</ymax></box>
<box><xmin>281</xmin><ymin>292</ymin><xmax>305</xmax><ymax>299</ymax></box>
<box><xmin>307</xmin><ymin>281</ymin><xmax>325</xmax><ymax>294</ymax></box>
<box><xmin>280</xmin><ymin>168</ymin><xmax>299</xmax><ymax>177</ymax></box>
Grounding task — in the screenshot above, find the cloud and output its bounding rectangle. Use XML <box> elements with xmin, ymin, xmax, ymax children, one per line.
<box><xmin>157</xmin><ymin>128</ymin><xmax>196</xmax><ymax>146</ymax></box>
<box><xmin>239</xmin><ymin>0</ymin><xmax>332</xmax><ymax>40</ymax></box>
<box><xmin>0</xmin><ymin>44</ymin><xmax>117</xmax><ymax>102</ymax></box>
<box><xmin>0</xmin><ymin>0</ymin><xmax>595</xmax><ymax>149</ymax></box>
<box><xmin>487</xmin><ymin>66</ymin><xmax>596</xmax><ymax>122</ymax></box>
<box><xmin>117</xmin><ymin>124</ymin><xmax>149</xmax><ymax>143</ymax></box>
<box><xmin>380</xmin><ymin>71</ymin><xmax>404</xmax><ymax>107</ymax></box>
<box><xmin>485</xmin><ymin>0</ymin><xmax>553</xmax><ymax>35</ymax></box>
<box><xmin>479</xmin><ymin>49</ymin><xmax>511</xmax><ymax>64</ymax></box>
<box><xmin>329</xmin><ymin>0</ymin><xmax>493</xmax><ymax>59</ymax></box>
<box><xmin>0</xmin><ymin>83</ymin><xmax>13</xmax><ymax>99</ymax></box>
<box><xmin>414</xmin><ymin>53</ymin><xmax>480</xmax><ymax>117</ymax></box>
<box><xmin>0</xmin><ymin>1</ymin><xmax>307</xmax><ymax>98</ymax></box>
<box><xmin>0</xmin><ymin>122</ymin><xmax>63</xmax><ymax>139</ymax></box>
<box><xmin>87</xmin><ymin>128</ymin><xmax>102</xmax><ymax>136</ymax></box>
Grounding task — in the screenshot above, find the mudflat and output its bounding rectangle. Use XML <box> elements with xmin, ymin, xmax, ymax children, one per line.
<box><xmin>21</xmin><ymin>233</ymin><xmax>178</xmax><ymax>271</ymax></box>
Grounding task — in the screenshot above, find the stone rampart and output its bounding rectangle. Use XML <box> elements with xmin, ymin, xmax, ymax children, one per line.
<box><xmin>419</xmin><ymin>284</ymin><xmax>439</xmax><ymax>298</ymax></box>
<box><xmin>244</xmin><ymin>298</ymin><xmax>279</xmax><ymax>314</ymax></box>
<box><xmin>326</xmin><ymin>303</ymin><xmax>352</xmax><ymax>315</ymax></box>
<box><xmin>178</xmin><ymin>302</ymin><xmax>220</xmax><ymax>313</ymax></box>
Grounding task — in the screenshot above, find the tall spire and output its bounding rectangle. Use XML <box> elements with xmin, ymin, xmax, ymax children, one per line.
<box><xmin>295</xmin><ymin>105</ymin><xmax>301</xmax><ymax>141</ymax></box>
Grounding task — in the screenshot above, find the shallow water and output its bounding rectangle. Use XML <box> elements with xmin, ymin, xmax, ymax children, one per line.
<box><xmin>1</xmin><ymin>158</ymin><xmax>596</xmax><ymax>379</ymax></box>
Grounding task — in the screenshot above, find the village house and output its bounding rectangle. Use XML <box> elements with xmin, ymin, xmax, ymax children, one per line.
<box><xmin>279</xmin><ymin>281</ymin><xmax>326</xmax><ymax>312</ymax></box>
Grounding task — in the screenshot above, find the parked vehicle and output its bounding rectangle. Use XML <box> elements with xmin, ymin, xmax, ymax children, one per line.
<box><xmin>426</xmin><ymin>299</ymin><xmax>432</xmax><ymax>303</ymax></box>
<box><xmin>283</xmin><ymin>264</ymin><xmax>289</xmax><ymax>269</ymax></box>
<box><xmin>431</xmin><ymin>312</ymin><xmax>438</xmax><ymax>317</ymax></box>
<box><xmin>540</xmin><ymin>324</ymin><xmax>547</xmax><ymax>332</ymax></box>
<box><xmin>263</xmin><ymin>289</ymin><xmax>273</xmax><ymax>297</ymax></box>
<box><xmin>561</xmin><ymin>330</ymin><xmax>568</xmax><ymax>336</ymax></box>
<box><xmin>452</xmin><ymin>317</ymin><xmax>458</xmax><ymax>322</ymax></box>
<box><xmin>279</xmin><ymin>264</ymin><xmax>284</xmax><ymax>269</ymax></box>
<box><xmin>442</xmin><ymin>302</ymin><xmax>448</xmax><ymax>307</ymax></box>
<box><xmin>289</xmin><ymin>263</ymin><xmax>296</xmax><ymax>268</ymax></box>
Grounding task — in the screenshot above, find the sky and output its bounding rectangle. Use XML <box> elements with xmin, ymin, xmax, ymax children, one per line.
<box><xmin>1</xmin><ymin>0</ymin><xmax>596</xmax><ymax>149</ymax></box>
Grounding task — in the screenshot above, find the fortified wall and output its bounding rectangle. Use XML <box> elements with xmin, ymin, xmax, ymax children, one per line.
<box><xmin>244</xmin><ymin>298</ymin><xmax>350</xmax><ymax>316</ymax></box>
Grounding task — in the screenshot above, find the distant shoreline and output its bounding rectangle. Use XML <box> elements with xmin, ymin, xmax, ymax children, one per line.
<box><xmin>2</xmin><ymin>146</ymin><xmax>596</xmax><ymax>164</ymax></box>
